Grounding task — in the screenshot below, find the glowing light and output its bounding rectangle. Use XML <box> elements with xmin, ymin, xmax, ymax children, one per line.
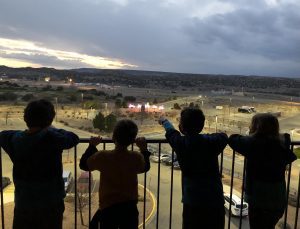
<box><xmin>127</xmin><ymin>103</ymin><xmax>164</xmax><ymax>112</ymax></box>
<box><xmin>44</xmin><ymin>77</ymin><xmax>51</xmax><ymax>82</ymax></box>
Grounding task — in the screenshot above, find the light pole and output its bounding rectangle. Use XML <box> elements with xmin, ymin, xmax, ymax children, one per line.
<box><xmin>291</xmin><ymin>129</ymin><xmax>295</xmax><ymax>141</ymax></box>
<box><xmin>215</xmin><ymin>115</ymin><xmax>218</xmax><ymax>133</ymax></box>
<box><xmin>55</xmin><ymin>97</ymin><xmax>58</xmax><ymax>122</ymax></box>
<box><xmin>229</xmin><ymin>98</ymin><xmax>232</xmax><ymax>116</ymax></box>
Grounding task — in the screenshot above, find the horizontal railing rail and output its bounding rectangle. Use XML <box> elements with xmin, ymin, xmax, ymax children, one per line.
<box><xmin>0</xmin><ymin>139</ymin><xmax>299</xmax><ymax>229</ymax></box>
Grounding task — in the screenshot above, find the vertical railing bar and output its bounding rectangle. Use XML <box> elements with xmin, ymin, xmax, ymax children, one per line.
<box><xmin>169</xmin><ymin>150</ymin><xmax>174</xmax><ymax>229</ymax></box>
<box><xmin>294</xmin><ymin>170</ymin><xmax>300</xmax><ymax>229</ymax></box>
<box><xmin>228</xmin><ymin>150</ymin><xmax>236</xmax><ymax>229</ymax></box>
<box><xmin>0</xmin><ymin>148</ymin><xmax>5</xmax><ymax>229</ymax></box>
<box><xmin>131</xmin><ymin>143</ymin><xmax>134</xmax><ymax>151</ymax></box>
<box><xmin>239</xmin><ymin>158</ymin><xmax>247</xmax><ymax>229</ymax></box>
<box><xmin>220</xmin><ymin>150</ymin><xmax>224</xmax><ymax>175</ymax></box>
<box><xmin>284</xmin><ymin>162</ymin><xmax>292</xmax><ymax>228</ymax></box>
<box><xmin>143</xmin><ymin>172</ymin><xmax>147</xmax><ymax>229</ymax></box>
<box><xmin>103</xmin><ymin>142</ymin><xmax>106</xmax><ymax>150</ymax></box>
<box><xmin>74</xmin><ymin>146</ymin><xmax>77</xmax><ymax>229</ymax></box>
<box><xmin>88</xmin><ymin>170</ymin><xmax>91</xmax><ymax>227</ymax></box>
<box><xmin>156</xmin><ymin>143</ymin><xmax>161</xmax><ymax>229</ymax></box>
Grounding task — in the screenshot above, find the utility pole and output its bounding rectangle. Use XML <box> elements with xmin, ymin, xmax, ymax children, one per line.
<box><xmin>55</xmin><ymin>97</ymin><xmax>58</xmax><ymax>122</ymax></box>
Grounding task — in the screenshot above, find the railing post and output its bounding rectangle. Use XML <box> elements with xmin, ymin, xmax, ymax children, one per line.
<box><xmin>156</xmin><ymin>143</ymin><xmax>162</xmax><ymax>229</ymax></box>
<box><xmin>143</xmin><ymin>171</ymin><xmax>147</xmax><ymax>229</ymax></box>
<box><xmin>219</xmin><ymin>151</ymin><xmax>224</xmax><ymax>175</ymax></box>
<box><xmin>88</xmin><ymin>170</ymin><xmax>91</xmax><ymax>227</ymax></box>
<box><xmin>228</xmin><ymin>150</ymin><xmax>236</xmax><ymax>229</ymax></box>
<box><xmin>0</xmin><ymin>148</ymin><xmax>5</xmax><ymax>229</ymax></box>
<box><xmin>169</xmin><ymin>150</ymin><xmax>174</xmax><ymax>229</ymax></box>
<box><xmin>74</xmin><ymin>146</ymin><xmax>77</xmax><ymax>229</ymax></box>
<box><xmin>294</xmin><ymin>170</ymin><xmax>300</xmax><ymax>229</ymax></box>
<box><xmin>239</xmin><ymin>158</ymin><xmax>247</xmax><ymax>229</ymax></box>
<box><xmin>284</xmin><ymin>162</ymin><xmax>292</xmax><ymax>228</ymax></box>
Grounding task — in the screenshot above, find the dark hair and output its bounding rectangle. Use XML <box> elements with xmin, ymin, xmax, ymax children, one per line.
<box><xmin>180</xmin><ymin>107</ymin><xmax>205</xmax><ymax>134</ymax></box>
<box><xmin>24</xmin><ymin>99</ymin><xmax>55</xmax><ymax>128</ymax></box>
<box><xmin>249</xmin><ymin>113</ymin><xmax>279</xmax><ymax>137</ymax></box>
<box><xmin>113</xmin><ymin>119</ymin><xmax>138</xmax><ymax>147</ymax></box>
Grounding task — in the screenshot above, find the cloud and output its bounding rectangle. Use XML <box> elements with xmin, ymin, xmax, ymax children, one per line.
<box><xmin>0</xmin><ymin>0</ymin><xmax>299</xmax><ymax>77</ymax></box>
<box><xmin>0</xmin><ymin>38</ymin><xmax>136</xmax><ymax>69</ymax></box>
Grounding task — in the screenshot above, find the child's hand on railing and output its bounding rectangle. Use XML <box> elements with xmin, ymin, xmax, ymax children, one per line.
<box><xmin>89</xmin><ymin>136</ymin><xmax>102</xmax><ymax>146</ymax></box>
<box><xmin>135</xmin><ymin>137</ymin><xmax>147</xmax><ymax>152</ymax></box>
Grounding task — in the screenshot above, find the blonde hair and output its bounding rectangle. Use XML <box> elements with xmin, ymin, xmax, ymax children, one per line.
<box><xmin>249</xmin><ymin>113</ymin><xmax>279</xmax><ymax>137</ymax></box>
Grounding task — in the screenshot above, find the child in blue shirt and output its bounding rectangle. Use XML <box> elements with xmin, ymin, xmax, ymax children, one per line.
<box><xmin>0</xmin><ymin>99</ymin><xmax>79</xmax><ymax>229</ymax></box>
<box><xmin>159</xmin><ymin>107</ymin><xmax>227</xmax><ymax>229</ymax></box>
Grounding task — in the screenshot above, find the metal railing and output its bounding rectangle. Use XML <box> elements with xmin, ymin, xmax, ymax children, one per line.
<box><xmin>0</xmin><ymin>139</ymin><xmax>300</xmax><ymax>229</ymax></box>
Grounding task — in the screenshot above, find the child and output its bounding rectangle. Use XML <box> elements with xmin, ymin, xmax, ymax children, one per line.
<box><xmin>80</xmin><ymin>119</ymin><xmax>151</xmax><ymax>229</ymax></box>
<box><xmin>229</xmin><ymin>113</ymin><xmax>296</xmax><ymax>229</ymax></box>
<box><xmin>159</xmin><ymin>107</ymin><xmax>227</xmax><ymax>229</ymax></box>
<box><xmin>0</xmin><ymin>99</ymin><xmax>79</xmax><ymax>229</ymax></box>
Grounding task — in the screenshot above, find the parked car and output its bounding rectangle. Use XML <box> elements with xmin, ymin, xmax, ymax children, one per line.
<box><xmin>63</xmin><ymin>170</ymin><xmax>73</xmax><ymax>192</ymax></box>
<box><xmin>162</xmin><ymin>155</ymin><xmax>178</xmax><ymax>166</ymax></box>
<box><xmin>77</xmin><ymin>171</ymin><xmax>93</xmax><ymax>193</ymax></box>
<box><xmin>1</xmin><ymin>177</ymin><xmax>11</xmax><ymax>190</ymax></box>
<box><xmin>224</xmin><ymin>193</ymin><xmax>248</xmax><ymax>217</ymax></box>
<box><xmin>173</xmin><ymin>161</ymin><xmax>181</xmax><ymax>170</ymax></box>
<box><xmin>150</xmin><ymin>154</ymin><xmax>170</xmax><ymax>163</ymax></box>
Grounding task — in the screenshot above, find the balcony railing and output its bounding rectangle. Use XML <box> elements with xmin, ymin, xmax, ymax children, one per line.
<box><xmin>0</xmin><ymin>139</ymin><xmax>299</xmax><ymax>229</ymax></box>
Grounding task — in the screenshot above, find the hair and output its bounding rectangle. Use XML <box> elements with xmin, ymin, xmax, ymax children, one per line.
<box><xmin>113</xmin><ymin>119</ymin><xmax>138</xmax><ymax>147</ymax></box>
<box><xmin>24</xmin><ymin>99</ymin><xmax>56</xmax><ymax>128</ymax></box>
<box><xmin>180</xmin><ymin>107</ymin><xmax>205</xmax><ymax>134</ymax></box>
<box><xmin>249</xmin><ymin>113</ymin><xmax>279</xmax><ymax>137</ymax></box>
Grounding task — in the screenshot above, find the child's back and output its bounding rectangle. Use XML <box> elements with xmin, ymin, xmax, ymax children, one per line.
<box><xmin>160</xmin><ymin>108</ymin><xmax>227</xmax><ymax>229</ymax></box>
<box><xmin>87</xmin><ymin>148</ymin><xmax>146</xmax><ymax>209</ymax></box>
<box><xmin>80</xmin><ymin>119</ymin><xmax>150</xmax><ymax>229</ymax></box>
<box><xmin>0</xmin><ymin>99</ymin><xmax>79</xmax><ymax>229</ymax></box>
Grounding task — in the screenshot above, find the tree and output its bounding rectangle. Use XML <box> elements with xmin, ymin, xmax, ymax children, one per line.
<box><xmin>122</xmin><ymin>100</ymin><xmax>127</xmax><ymax>108</ymax></box>
<box><xmin>93</xmin><ymin>112</ymin><xmax>105</xmax><ymax>131</ymax></box>
<box><xmin>105</xmin><ymin>113</ymin><xmax>117</xmax><ymax>132</ymax></box>
<box><xmin>68</xmin><ymin>94</ymin><xmax>78</xmax><ymax>102</ymax></box>
<box><xmin>0</xmin><ymin>92</ymin><xmax>18</xmax><ymax>101</ymax></box>
<box><xmin>56</xmin><ymin>86</ymin><xmax>64</xmax><ymax>91</ymax></box>
<box><xmin>189</xmin><ymin>102</ymin><xmax>195</xmax><ymax>107</ymax></box>
<box><xmin>124</xmin><ymin>96</ymin><xmax>136</xmax><ymax>102</ymax></box>
<box><xmin>22</xmin><ymin>93</ymin><xmax>35</xmax><ymax>102</ymax></box>
<box><xmin>115</xmin><ymin>99</ymin><xmax>122</xmax><ymax>108</ymax></box>
<box><xmin>173</xmin><ymin>103</ymin><xmax>181</xmax><ymax>110</ymax></box>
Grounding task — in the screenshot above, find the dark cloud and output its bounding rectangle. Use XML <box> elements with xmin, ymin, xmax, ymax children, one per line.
<box><xmin>0</xmin><ymin>0</ymin><xmax>299</xmax><ymax>77</ymax></box>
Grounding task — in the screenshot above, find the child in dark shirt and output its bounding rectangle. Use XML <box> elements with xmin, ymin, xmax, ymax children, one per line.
<box><xmin>0</xmin><ymin>99</ymin><xmax>79</xmax><ymax>229</ymax></box>
<box><xmin>80</xmin><ymin>119</ymin><xmax>151</xmax><ymax>229</ymax></box>
<box><xmin>159</xmin><ymin>107</ymin><xmax>227</xmax><ymax>229</ymax></box>
<box><xmin>229</xmin><ymin>113</ymin><xmax>296</xmax><ymax>229</ymax></box>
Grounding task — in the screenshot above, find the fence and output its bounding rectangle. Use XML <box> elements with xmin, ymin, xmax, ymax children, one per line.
<box><xmin>0</xmin><ymin>139</ymin><xmax>299</xmax><ymax>229</ymax></box>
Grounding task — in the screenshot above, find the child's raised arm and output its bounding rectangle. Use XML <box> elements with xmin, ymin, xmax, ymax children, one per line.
<box><xmin>79</xmin><ymin>136</ymin><xmax>102</xmax><ymax>171</ymax></box>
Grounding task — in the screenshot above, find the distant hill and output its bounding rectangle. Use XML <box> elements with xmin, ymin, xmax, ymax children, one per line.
<box><xmin>1</xmin><ymin>66</ymin><xmax>300</xmax><ymax>97</ymax></box>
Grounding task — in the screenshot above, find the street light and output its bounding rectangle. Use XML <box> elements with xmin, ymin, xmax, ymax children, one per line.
<box><xmin>291</xmin><ymin>129</ymin><xmax>295</xmax><ymax>141</ymax></box>
<box><xmin>55</xmin><ymin>97</ymin><xmax>58</xmax><ymax>122</ymax></box>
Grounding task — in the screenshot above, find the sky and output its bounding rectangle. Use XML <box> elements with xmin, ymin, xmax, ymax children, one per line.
<box><xmin>0</xmin><ymin>0</ymin><xmax>300</xmax><ymax>77</ymax></box>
